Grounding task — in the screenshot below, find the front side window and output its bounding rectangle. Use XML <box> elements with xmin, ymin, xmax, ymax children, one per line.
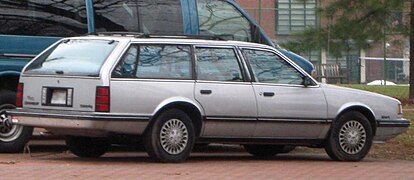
<box><xmin>196</xmin><ymin>47</ymin><xmax>243</xmax><ymax>82</ymax></box>
<box><xmin>0</xmin><ymin>0</ymin><xmax>87</xmax><ymax>36</ymax></box>
<box><xmin>25</xmin><ymin>39</ymin><xmax>118</xmax><ymax>76</ymax></box>
<box><xmin>243</xmin><ymin>49</ymin><xmax>303</xmax><ymax>85</ymax></box>
<box><xmin>112</xmin><ymin>45</ymin><xmax>191</xmax><ymax>79</ymax></box>
<box><xmin>94</xmin><ymin>0</ymin><xmax>183</xmax><ymax>34</ymax></box>
<box><xmin>197</xmin><ymin>0</ymin><xmax>252</xmax><ymax>42</ymax></box>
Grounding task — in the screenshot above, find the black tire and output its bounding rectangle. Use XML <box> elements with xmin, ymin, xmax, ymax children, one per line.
<box><xmin>244</xmin><ymin>144</ymin><xmax>285</xmax><ymax>157</ymax></box>
<box><xmin>324</xmin><ymin>111</ymin><xmax>373</xmax><ymax>161</ymax></box>
<box><xmin>144</xmin><ymin>109</ymin><xmax>195</xmax><ymax>163</ymax></box>
<box><xmin>0</xmin><ymin>90</ymin><xmax>33</xmax><ymax>153</ymax></box>
<box><xmin>65</xmin><ymin>136</ymin><xmax>110</xmax><ymax>158</ymax></box>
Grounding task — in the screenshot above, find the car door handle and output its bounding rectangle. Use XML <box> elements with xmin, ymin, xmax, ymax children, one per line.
<box><xmin>263</xmin><ymin>92</ymin><xmax>275</xmax><ymax>97</ymax></box>
<box><xmin>200</xmin><ymin>90</ymin><xmax>212</xmax><ymax>95</ymax></box>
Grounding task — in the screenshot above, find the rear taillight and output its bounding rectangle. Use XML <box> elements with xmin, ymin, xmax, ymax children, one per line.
<box><xmin>95</xmin><ymin>86</ymin><xmax>110</xmax><ymax>112</ymax></box>
<box><xmin>16</xmin><ymin>83</ymin><xmax>24</xmax><ymax>107</ymax></box>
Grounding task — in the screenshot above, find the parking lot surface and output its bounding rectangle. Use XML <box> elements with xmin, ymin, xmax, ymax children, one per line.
<box><xmin>0</xmin><ymin>141</ymin><xmax>413</xmax><ymax>180</ymax></box>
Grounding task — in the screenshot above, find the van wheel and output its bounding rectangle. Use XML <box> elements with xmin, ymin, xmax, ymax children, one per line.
<box><xmin>0</xmin><ymin>90</ymin><xmax>33</xmax><ymax>153</ymax></box>
<box><xmin>65</xmin><ymin>136</ymin><xmax>110</xmax><ymax>158</ymax></box>
<box><xmin>144</xmin><ymin>109</ymin><xmax>195</xmax><ymax>163</ymax></box>
<box><xmin>244</xmin><ymin>144</ymin><xmax>285</xmax><ymax>157</ymax></box>
<box><xmin>324</xmin><ymin>111</ymin><xmax>373</xmax><ymax>161</ymax></box>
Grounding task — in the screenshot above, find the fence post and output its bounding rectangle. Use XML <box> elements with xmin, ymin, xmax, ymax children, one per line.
<box><xmin>321</xmin><ymin>49</ymin><xmax>327</xmax><ymax>83</ymax></box>
<box><xmin>360</xmin><ymin>49</ymin><xmax>366</xmax><ymax>84</ymax></box>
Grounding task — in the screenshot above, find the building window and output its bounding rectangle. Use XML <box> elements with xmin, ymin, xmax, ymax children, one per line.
<box><xmin>276</xmin><ymin>0</ymin><xmax>316</xmax><ymax>35</ymax></box>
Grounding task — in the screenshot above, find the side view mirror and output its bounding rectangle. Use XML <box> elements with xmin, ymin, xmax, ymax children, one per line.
<box><xmin>302</xmin><ymin>76</ymin><xmax>313</xmax><ymax>87</ymax></box>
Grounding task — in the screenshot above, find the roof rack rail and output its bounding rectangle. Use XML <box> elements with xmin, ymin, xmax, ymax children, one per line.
<box><xmin>87</xmin><ymin>32</ymin><xmax>227</xmax><ymax>41</ymax></box>
<box><xmin>143</xmin><ymin>34</ymin><xmax>227</xmax><ymax>41</ymax></box>
<box><xmin>88</xmin><ymin>32</ymin><xmax>145</xmax><ymax>37</ymax></box>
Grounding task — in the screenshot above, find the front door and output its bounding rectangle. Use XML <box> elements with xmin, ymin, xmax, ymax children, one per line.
<box><xmin>194</xmin><ymin>46</ymin><xmax>257</xmax><ymax>137</ymax></box>
<box><xmin>242</xmin><ymin>48</ymin><xmax>328</xmax><ymax>139</ymax></box>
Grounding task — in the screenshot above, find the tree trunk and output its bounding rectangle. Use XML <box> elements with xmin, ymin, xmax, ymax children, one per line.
<box><xmin>410</xmin><ymin>1</ymin><xmax>414</xmax><ymax>100</ymax></box>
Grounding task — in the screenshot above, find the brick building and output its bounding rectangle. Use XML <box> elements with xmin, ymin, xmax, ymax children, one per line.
<box><xmin>236</xmin><ymin>0</ymin><xmax>410</xmax><ymax>84</ymax></box>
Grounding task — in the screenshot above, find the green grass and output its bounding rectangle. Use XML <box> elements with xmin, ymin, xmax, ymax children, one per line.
<box><xmin>339</xmin><ymin>84</ymin><xmax>409</xmax><ymax>102</ymax></box>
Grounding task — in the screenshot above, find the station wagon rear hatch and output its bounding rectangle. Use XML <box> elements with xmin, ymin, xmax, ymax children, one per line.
<box><xmin>19</xmin><ymin>39</ymin><xmax>119</xmax><ymax>112</ymax></box>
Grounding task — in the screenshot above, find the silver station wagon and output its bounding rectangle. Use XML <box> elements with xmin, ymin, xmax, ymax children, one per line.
<box><xmin>5</xmin><ymin>34</ymin><xmax>410</xmax><ymax>162</ymax></box>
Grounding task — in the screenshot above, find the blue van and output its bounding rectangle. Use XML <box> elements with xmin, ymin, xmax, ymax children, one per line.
<box><xmin>0</xmin><ymin>0</ymin><xmax>313</xmax><ymax>152</ymax></box>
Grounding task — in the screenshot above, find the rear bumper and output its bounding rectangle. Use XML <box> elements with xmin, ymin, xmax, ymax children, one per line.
<box><xmin>6</xmin><ymin>108</ymin><xmax>150</xmax><ymax>136</ymax></box>
<box><xmin>374</xmin><ymin>119</ymin><xmax>410</xmax><ymax>142</ymax></box>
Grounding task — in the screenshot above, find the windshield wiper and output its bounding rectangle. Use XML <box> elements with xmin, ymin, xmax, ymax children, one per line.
<box><xmin>46</xmin><ymin>57</ymin><xmax>65</xmax><ymax>62</ymax></box>
<box><xmin>55</xmin><ymin>70</ymin><xmax>64</xmax><ymax>75</ymax></box>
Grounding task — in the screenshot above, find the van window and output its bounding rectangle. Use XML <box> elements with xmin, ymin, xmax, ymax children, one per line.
<box><xmin>197</xmin><ymin>0</ymin><xmax>252</xmax><ymax>42</ymax></box>
<box><xmin>94</xmin><ymin>0</ymin><xmax>183</xmax><ymax>34</ymax></box>
<box><xmin>25</xmin><ymin>39</ymin><xmax>118</xmax><ymax>77</ymax></box>
<box><xmin>112</xmin><ymin>45</ymin><xmax>192</xmax><ymax>79</ymax></box>
<box><xmin>243</xmin><ymin>49</ymin><xmax>303</xmax><ymax>85</ymax></box>
<box><xmin>0</xmin><ymin>0</ymin><xmax>87</xmax><ymax>36</ymax></box>
<box><xmin>196</xmin><ymin>47</ymin><xmax>243</xmax><ymax>82</ymax></box>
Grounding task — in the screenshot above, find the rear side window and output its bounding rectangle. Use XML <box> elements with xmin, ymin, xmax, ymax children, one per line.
<box><xmin>0</xmin><ymin>0</ymin><xmax>87</xmax><ymax>36</ymax></box>
<box><xmin>94</xmin><ymin>0</ymin><xmax>183</xmax><ymax>34</ymax></box>
<box><xmin>195</xmin><ymin>47</ymin><xmax>243</xmax><ymax>82</ymax></box>
<box><xmin>197</xmin><ymin>0</ymin><xmax>252</xmax><ymax>42</ymax></box>
<box><xmin>112</xmin><ymin>45</ymin><xmax>192</xmax><ymax>79</ymax></box>
<box><xmin>243</xmin><ymin>49</ymin><xmax>303</xmax><ymax>85</ymax></box>
<box><xmin>25</xmin><ymin>39</ymin><xmax>118</xmax><ymax>77</ymax></box>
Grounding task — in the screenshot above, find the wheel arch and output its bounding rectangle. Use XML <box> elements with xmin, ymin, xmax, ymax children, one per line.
<box><xmin>146</xmin><ymin>98</ymin><xmax>205</xmax><ymax>137</ymax></box>
<box><xmin>335</xmin><ymin>103</ymin><xmax>377</xmax><ymax>135</ymax></box>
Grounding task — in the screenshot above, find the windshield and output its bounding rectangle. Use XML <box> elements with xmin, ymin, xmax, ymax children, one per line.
<box><xmin>24</xmin><ymin>39</ymin><xmax>118</xmax><ymax>77</ymax></box>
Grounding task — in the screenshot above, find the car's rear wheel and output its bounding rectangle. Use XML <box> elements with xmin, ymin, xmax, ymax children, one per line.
<box><xmin>65</xmin><ymin>136</ymin><xmax>110</xmax><ymax>158</ymax></box>
<box><xmin>144</xmin><ymin>109</ymin><xmax>195</xmax><ymax>163</ymax></box>
<box><xmin>244</xmin><ymin>144</ymin><xmax>285</xmax><ymax>157</ymax></box>
<box><xmin>324</xmin><ymin>111</ymin><xmax>373</xmax><ymax>161</ymax></box>
<box><xmin>0</xmin><ymin>90</ymin><xmax>33</xmax><ymax>153</ymax></box>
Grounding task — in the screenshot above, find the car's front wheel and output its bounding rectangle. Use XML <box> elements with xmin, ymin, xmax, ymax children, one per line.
<box><xmin>0</xmin><ymin>90</ymin><xmax>33</xmax><ymax>153</ymax></box>
<box><xmin>324</xmin><ymin>111</ymin><xmax>373</xmax><ymax>161</ymax></box>
<box><xmin>65</xmin><ymin>136</ymin><xmax>110</xmax><ymax>158</ymax></box>
<box><xmin>244</xmin><ymin>144</ymin><xmax>285</xmax><ymax>157</ymax></box>
<box><xmin>144</xmin><ymin>109</ymin><xmax>195</xmax><ymax>163</ymax></box>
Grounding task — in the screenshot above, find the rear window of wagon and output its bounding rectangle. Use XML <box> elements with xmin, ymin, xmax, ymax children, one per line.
<box><xmin>24</xmin><ymin>39</ymin><xmax>118</xmax><ymax>77</ymax></box>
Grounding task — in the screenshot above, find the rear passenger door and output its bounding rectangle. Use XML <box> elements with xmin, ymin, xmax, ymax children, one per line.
<box><xmin>194</xmin><ymin>46</ymin><xmax>257</xmax><ymax>138</ymax></box>
<box><xmin>111</xmin><ymin>44</ymin><xmax>195</xmax><ymax>116</ymax></box>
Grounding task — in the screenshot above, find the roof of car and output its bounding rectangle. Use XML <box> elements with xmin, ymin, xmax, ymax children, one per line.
<box><xmin>67</xmin><ymin>34</ymin><xmax>273</xmax><ymax>49</ymax></box>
